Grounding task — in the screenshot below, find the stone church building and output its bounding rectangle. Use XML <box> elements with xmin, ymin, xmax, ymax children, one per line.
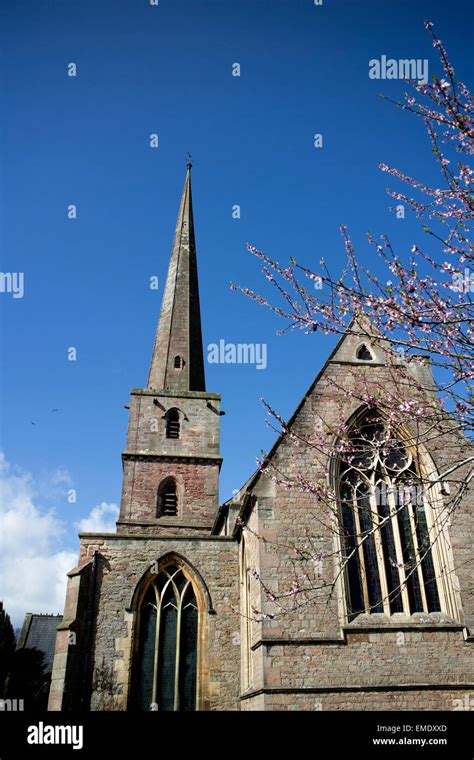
<box><xmin>49</xmin><ymin>166</ymin><xmax>473</xmax><ymax>712</ymax></box>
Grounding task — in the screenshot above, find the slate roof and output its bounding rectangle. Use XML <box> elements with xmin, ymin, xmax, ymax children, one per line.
<box><xmin>16</xmin><ymin>613</ymin><xmax>63</xmax><ymax>673</ymax></box>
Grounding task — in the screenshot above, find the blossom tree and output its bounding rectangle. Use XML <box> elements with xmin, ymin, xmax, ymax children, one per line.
<box><xmin>232</xmin><ymin>21</ymin><xmax>473</xmax><ymax>621</ymax></box>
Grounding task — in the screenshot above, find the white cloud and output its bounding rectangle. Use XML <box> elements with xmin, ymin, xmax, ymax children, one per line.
<box><xmin>0</xmin><ymin>454</ymin><xmax>119</xmax><ymax>628</ymax></box>
<box><xmin>75</xmin><ymin>502</ymin><xmax>119</xmax><ymax>533</ymax></box>
<box><xmin>0</xmin><ymin>453</ymin><xmax>77</xmax><ymax>627</ymax></box>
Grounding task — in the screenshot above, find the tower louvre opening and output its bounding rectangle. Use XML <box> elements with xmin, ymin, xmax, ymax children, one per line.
<box><xmin>166</xmin><ymin>409</ymin><xmax>180</xmax><ymax>439</ymax></box>
<box><xmin>157</xmin><ymin>479</ymin><xmax>178</xmax><ymax>516</ymax></box>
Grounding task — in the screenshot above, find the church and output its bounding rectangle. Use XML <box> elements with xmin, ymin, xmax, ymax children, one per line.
<box><xmin>48</xmin><ymin>165</ymin><xmax>473</xmax><ymax>712</ymax></box>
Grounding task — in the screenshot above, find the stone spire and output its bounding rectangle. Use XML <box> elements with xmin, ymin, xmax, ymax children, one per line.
<box><xmin>147</xmin><ymin>164</ymin><xmax>206</xmax><ymax>392</ymax></box>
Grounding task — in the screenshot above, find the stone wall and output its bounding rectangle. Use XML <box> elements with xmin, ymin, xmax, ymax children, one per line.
<box><xmin>243</xmin><ymin>688</ymin><xmax>474</xmax><ymax>711</ymax></box>
<box><xmin>49</xmin><ymin>562</ymin><xmax>93</xmax><ymax>711</ymax></box>
<box><xmin>119</xmin><ymin>457</ymin><xmax>219</xmax><ymax>532</ymax></box>
<box><xmin>124</xmin><ymin>389</ymin><xmax>221</xmax><ymax>460</ymax></box>
<box><xmin>76</xmin><ymin>533</ymin><xmax>240</xmax><ymax>711</ymax></box>
<box><xmin>118</xmin><ymin>387</ymin><xmax>222</xmax><ymax>534</ymax></box>
<box><xmin>239</xmin><ymin>338</ymin><xmax>473</xmax><ymax>710</ymax></box>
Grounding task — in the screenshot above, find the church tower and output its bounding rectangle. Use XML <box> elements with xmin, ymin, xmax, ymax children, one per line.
<box><xmin>49</xmin><ymin>166</ymin><xmax>240</xmax><ymax>713</ymax></box>
<box><xmin>117</xmin><ymin>164</ymin><xmax>222</xmax><ymax>536</ymax></box>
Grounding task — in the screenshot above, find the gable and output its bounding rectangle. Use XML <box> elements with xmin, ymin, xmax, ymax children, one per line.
<box><xmin>225</xmin><ymin>315</ymin><xmax>400</xmax><ymax>532</ymax></box>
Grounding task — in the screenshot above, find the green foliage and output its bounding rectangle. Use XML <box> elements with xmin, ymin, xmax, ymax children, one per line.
<box><xmin>0</xmin><ymin>603</ymin><xmax>16</xmax><ymax>697</ymax></box>
<box><xmin>6</xmin><ymin>648</ymin><xmax>49</xmax><ymax>709</ymax></box>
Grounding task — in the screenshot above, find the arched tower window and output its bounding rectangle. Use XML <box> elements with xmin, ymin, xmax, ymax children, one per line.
<box><xmin>356</xmin><ymin>343</ymin><xmax>373</xmax><ymax>361</ymax></box>
<box><xmin>337</xmin><ymin>411</ymin><xmax>442</xmax><ymax>621</ymax></box>
<box><xmin>135</xmin><ymin>563</ymin><xmax>198</xmax><ymax>711</ymax></box>
<box><xmin>157</xmin><ymin>478</ymin><xmax>178</xmax><ymax>517</ymax></box>
<box><xmin>166</xmin><ymin>408</ymin><xmax>180</xmax><ymax>439</ymax></box>
<box><xmin>174</xmin><ymin>355</ymin><xmax>183</xmax><ymax>369</ymax></box>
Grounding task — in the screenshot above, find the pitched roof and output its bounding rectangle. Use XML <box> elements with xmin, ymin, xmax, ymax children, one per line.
<box><xmin>16</xmin><ymin>613</ymin><xmax>63</xmax><ymax>673</ymax></box>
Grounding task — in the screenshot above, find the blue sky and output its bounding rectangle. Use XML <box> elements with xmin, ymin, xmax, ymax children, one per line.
<box><xmin>0</xmin><ymin>1</ymin><xmax>472</xmax><ymax>621</ymax></box>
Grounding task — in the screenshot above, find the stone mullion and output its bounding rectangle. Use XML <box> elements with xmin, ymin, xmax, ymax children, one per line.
<box><xmin>387</xmin><ymin>485</ymin><xmax>411</xmax><ymax>613</ymax></box>
<box><xmin>369</xmin><ymin>474</ymin><xmax>390</xmax><ymax>615</ymax></box>
<box><xmin>173</xmin><ymin>582</ymin><xmax>183</xmax><ymax>711</ymax></box>
<box><xmin>406</xmin><ymin>495</ymin><xmax>429</xmax><ymax>614</ymax></box>
<box><xmin>152</xmin><ymin>582</ymin><xmax>161</xmax><ymax>708</ymax></box>
<box><xmin>352</xmin><ymin>486</ymin><xmax>370</xmax><ymax>612</ymax></box>
<box><xmin>195</xmin><ymin>603</ymin><xmax>201</xmax><ymax>711</ymax></box>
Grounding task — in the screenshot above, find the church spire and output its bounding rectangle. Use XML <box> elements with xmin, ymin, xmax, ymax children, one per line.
<box><xmin>147</xmin><ymin>164</ymin><xmax>206</xmax><ymax>392</ymax></box>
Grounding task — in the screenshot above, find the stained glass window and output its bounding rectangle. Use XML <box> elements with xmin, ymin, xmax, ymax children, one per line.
<box><xmin>338</xmin><ymin>413</ymin><xmax>441</xmax><ymax>620</ymax></box>
<box><xmin>136</xmin><ymin>563</ymin><xmax>198</xmax><ymax>711</ymax></box>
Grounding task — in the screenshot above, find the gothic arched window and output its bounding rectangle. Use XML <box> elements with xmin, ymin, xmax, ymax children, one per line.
<box><xmin>136</xmin><ymin>563</ymin><xmax>198</xmax><ymax>711</ymax></box>
<box><xmin>166</xmin><ymin>409</ymin><xmax>180</xmax><ymax>439</ymax></box>
<box><xmin>337</xmin><ymin>412</ymin><xmax>441</xmax><ymax>621</ymax></box>
<box><xmin>157</xmin><ymin>478</ymin><xmax>178</xmax><ymax>517</ymax></box>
